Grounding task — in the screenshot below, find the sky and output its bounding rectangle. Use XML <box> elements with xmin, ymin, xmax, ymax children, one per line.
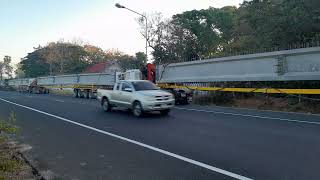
<box><xmin>0</xmin><ymin>0</ymin><xmax>244</xmax><ymax>65</ymax></box>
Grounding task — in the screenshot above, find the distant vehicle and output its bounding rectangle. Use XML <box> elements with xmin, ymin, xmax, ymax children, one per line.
<box><xmin>164</xmin><ymin>88</ymin><xmax>192</xmax><ymax>105</ymax></box>
<box><xmin>97</xmin><ymin>80</ymin><xmax>175</xmax><ymax>117</ymax></box>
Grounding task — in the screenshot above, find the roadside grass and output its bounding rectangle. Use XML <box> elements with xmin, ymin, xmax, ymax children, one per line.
<box><xmin>192</xmin><ymin>92</ymin><xmax>320</xmax><ymax>114</ymax></box>
<box><xmin>0</xmin><ymin>112</ymin><xmax>35</xmax><ymax>179</ymax></box>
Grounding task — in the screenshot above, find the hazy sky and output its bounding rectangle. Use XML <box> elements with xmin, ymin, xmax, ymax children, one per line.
<box><xmin>0</xmin><ymin>0</ymin><xmax>243</xmax><ymax>64</ymax></box>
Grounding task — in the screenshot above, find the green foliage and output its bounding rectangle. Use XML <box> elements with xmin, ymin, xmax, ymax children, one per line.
<box><xmin>143</xmin><ymin>1</ymin><xmax>320</xmax><ymax>63</ymax></box>
<box><xmin>0</xmin><ymin>112</ymin><xmax>18</xmax><ymax>134</ymax></box>
<box><xmin>0</xmin><ymin>112</ymin><xmax>24</xmax><ymax>179</ymax></box>
<box><xmin>19</xmin><ymin>41</ymin><xmax>147</xmax><ymax>77</ymax></box>
<box><xmin>0</xmin><ymin>158</ymin><xmax>22</xmax><ymax>173</ymax></box>
<box><xmin>83</xmin><ymin>45</ymin><xmax>108</xmax><ymax>64</ymax></box>
<box><xmin>117</xmin><ymin>52</ymin><xmax>147</xmax><ymax>72</ymax></box>
<box><xmin>20</xmin><ymin>42</ymin><xmax>93</xmax><ymax>77</ymax></box>
<box><xmin>0</xmin><ymin>56</ymin><xmax>13</xmax><ymax>80</ymax></box>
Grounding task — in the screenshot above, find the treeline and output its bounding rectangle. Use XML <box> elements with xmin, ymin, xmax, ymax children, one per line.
<box><xmin>17</xmin><ymin>0</ymin><xmax>320</xmax><ymax>77</ymax></box>
<box><xmin>142</xmin><ymin>0</ymin><xmax>320</xmax><ymax>63</ymax></box>
<box><xmin>18</xmin><ymin>42</ymin><xmax>146</xmax><ymax>78</ymax></box>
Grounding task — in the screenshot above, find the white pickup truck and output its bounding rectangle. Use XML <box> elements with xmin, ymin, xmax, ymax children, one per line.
<box><xmin>97</xmin><ymin>80</ymin><xmax>175</xmax><ymax>117</ymax></box>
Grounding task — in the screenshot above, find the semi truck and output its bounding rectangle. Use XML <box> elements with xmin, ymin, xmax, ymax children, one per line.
<box><xmin>0</xmin><ymin>66</ymin><xmax>192</xmax><ymax>104</ymax></box>
<box><xmin>36</xmin><ymin>72</ymin><xmax>117</xmax><ymax>98</ymax></box>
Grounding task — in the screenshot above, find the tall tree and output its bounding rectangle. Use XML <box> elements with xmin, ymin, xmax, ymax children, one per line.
<box><xmin>117</xmin><ymin>52</ymin><xmax>147</xmax><ymax>71</ymax></box>
<box><xmin>20</xmin><ymin>49</ymin><xmax>50</xmax><ymax>78</ymax></box>
<box><xmin>14</xmin><ymin>63</ymin><xmax>25</xmax><ymax>78</ymax></box>
<box><xmin>83</xmin><ymin>45</ymin><xmax>108</xmax><ymax>64</ymax></box>
<box><xmin>0</xmin><ymin>56</ymin><xmax>13</xmax><ymax>80</ymax></box>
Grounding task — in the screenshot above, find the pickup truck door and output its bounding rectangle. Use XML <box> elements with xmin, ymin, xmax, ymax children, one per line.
<box><xmin>118</xmin><ymin>82</ymin><xmax>133</xmax><ymax>108</ymax></box>
<box><xmin>109</xmin><ymin>83</ymin><xmax>122</xmax><ymax>105</ymax></box>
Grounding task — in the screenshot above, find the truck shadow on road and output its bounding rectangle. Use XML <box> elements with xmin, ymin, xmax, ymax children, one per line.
<box><xmin>102</xmin><ymin>108</ymin><xmax>172</xmax><ymax>121</ymax></box>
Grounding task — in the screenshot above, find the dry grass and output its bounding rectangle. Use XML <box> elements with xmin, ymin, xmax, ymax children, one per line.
<box><xmin>0</xmin><ymin>112</ymin><xmax>37</xmax><ymax>180</ymax></box>
<box><xmin>193</xmin><ymin>93</ymin><xmax>320</xmax><ymax>114</ymax></box>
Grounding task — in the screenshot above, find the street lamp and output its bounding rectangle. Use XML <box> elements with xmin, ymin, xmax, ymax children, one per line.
<box><xmin>115</xmin><ymin>3</ymin><xmax>148</xmax><ymax>61</ymax></box>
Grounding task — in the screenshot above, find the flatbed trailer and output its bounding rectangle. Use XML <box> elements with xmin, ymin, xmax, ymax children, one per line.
<box><xmin>37</xmin><ymin>72</ymin><xmax>116</xmax><ymax>98</ymax></box>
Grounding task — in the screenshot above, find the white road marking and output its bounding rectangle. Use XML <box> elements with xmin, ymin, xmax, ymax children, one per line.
<box><xmin>174</xmin><ymin>107</ymin><xmax>320</xmax><ymax>126</ymax></box>
<box><xmin>0</xmin><ymin>98</ymin><xmax>252</xmax><ymax>180</ymax></box>
<box><xmin>54</xmin><ymin>100</ymin><xmax>65</xmax><ymax>103</ymax></box>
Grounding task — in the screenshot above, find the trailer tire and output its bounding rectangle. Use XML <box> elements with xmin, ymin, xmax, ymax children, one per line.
<box><xmin>73</xmin><ymin>89</ymin><xmax>79</xmax><ymax>98</ymax></box>
<box><xmin>85</xmin><ymin>90</ymin><xmax>90</xmax><ymax>99</ymax></box>
<box><xmin>88</xmin><ymin>91</ymin><xmax>95</xmax><ymax>99</ymax></box>
<box><xmin>79</xmin><ymin>91</ymin><xmax>84</xmax><ymax>98</ymax></box>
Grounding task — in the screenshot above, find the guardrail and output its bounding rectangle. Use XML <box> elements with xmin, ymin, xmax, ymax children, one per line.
<box><xmin>157</xmin><ymin>47</ymin><xmax>320</xmax><ymax>83</ymax></box>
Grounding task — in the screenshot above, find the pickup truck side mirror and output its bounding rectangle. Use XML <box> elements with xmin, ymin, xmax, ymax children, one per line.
<box><xmin>124</xmin><ymin>88</ymin><xmax>133</xmax><ymax>92</ymax></box>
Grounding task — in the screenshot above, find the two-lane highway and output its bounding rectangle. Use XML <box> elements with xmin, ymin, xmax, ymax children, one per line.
<box><xmin>0</xmin><ymin>91</ymin><xmax>319</xmax><ymax>180</ymax></box>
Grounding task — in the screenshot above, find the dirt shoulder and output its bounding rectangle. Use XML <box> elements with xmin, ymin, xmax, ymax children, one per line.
<box><xmin>0</xmin><ymin>113</ymin><xmax>43</xmax><ymax>180</ymax></box>
<box><xmin>0</xmin><ymin>137</ymin><xmax>41</xmax><ymax>180</ymax></box>
<box><xmin>193</xmin><ymin>93</ymin><xmax>320</xmax><ymax>114</ymax></box>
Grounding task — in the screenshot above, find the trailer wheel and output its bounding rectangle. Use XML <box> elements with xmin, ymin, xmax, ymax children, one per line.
<box><xmin>88</xmin><ymin>91</ymin><xmax>95</xmax><ymax>99</ymax></box>
<box><xmin>78</xmin><ymin>90</ymin><xmax>84</xmax><ymax>98</ymax></box>
<box><xmin>73</xmin><ymin>89</ymin><xmax>79</xmax><ymax>98</ymax></box>
<box><xmin>85</xmin><ymin>90</ymin><xmax>90</xmax><ymax>99</ymax></box>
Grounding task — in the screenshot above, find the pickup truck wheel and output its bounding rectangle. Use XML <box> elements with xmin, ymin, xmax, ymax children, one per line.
<box><xmin>73</xmin><ymin>89</ymin><xmax>79</xmax><ymax>98</ymax></box>
<box><xmin>133</xmin><ymin>102</ymin><xmax>143</xmax><ymax>117</ymax></box>
<box><xmin>102</xmin><ymin>98</ymin><xmax>111</xmax><ymax>112</ymax></box>
<box><xmin>160</xmin><ymin>109</ymin><xmax>170</xmax><ymax>116</ymax></box>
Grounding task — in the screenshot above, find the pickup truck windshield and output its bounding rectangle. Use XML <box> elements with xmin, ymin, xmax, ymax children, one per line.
<box><xmin>132</xmin><ymin>81</ymin><xmax>158</xmax><ymax>91</ymax></box>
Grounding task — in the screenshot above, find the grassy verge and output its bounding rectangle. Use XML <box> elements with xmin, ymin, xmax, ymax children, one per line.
<box><xmin>192</xmin><ymin>92</ymin><xmax>320</xmax><ymax>114</ymax></box>
<box><xmin>0</xmin><ymin>112</ymin><xmax>36</xmax><ymax>180</ymax></box>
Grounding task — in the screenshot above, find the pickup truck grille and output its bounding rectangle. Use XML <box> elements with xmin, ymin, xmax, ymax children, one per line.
<box><xmin>155</xmin><ymin>95</ymin><xmax>170</xmax><ymax>101</ymax></box>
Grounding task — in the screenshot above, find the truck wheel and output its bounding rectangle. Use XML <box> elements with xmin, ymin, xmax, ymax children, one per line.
<box><xmin>160</xmin><ymin>109</ymin><xmax>170</xmax><ymax>116</ymax></box>
<box><xmin>78</xmin><ymin>91</ymin><xmax>84</xmax><ymax>98</ymax></box>
<box><xmin>88</xmin><ymin>91</ymin><xmax>95</xmax><ymax>99</ymax></box>
<box><xmin>73</xmin><ymin>89</ymin><xmax>79</xmax><ymax>98</ymax></box>
<box><xmin>85</xmin><ymin>90</ymin><xmax>90</xmax><ymax>99</ymax></box>
<box><xmin>133</xmin><ymin>101</ymin><xmax>144</xmax><ymax>117</ymax></box>
<box><xmin>102</xmin><ymin>98</ymin><xmax>111</xmax><ymax>112</ymax></box>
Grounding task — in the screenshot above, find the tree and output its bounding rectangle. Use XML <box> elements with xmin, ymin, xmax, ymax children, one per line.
<box><xmin>20</xmin><ymin>42</ymin><xmax>88</xmax><ymax>77</ymax></box>
<box><xmin>234</xmin><ymin>0</ymin><xmax>320</xmax><ymax>50</ymax></box>
<box><xmin>139</xmin><ymin>8</ymin><xmax>237</xmax><ymax>63</ymax></box>
<box><xmin>135</xmin><ymin>52</ymin><xmax>147</xmax><ymax>64</ymax></box>
<box><xmin>0</xmin><ymin>56</ymin><xmax>13</xmax><ymax>80</ymax></box>
<box><xmin>20</xmin><ymin>49</ymin><xmax>50</xmax><ymax>78</ymax></box>
<box><xmin>138</xmin><ymin>1</ymin><xmax>320</xmax><ymax>63</ymax></box>
<box><xmin>14</xmin><ymin>63</ymin><xmax>25</xmax><ymax>78</ymax></box>
<box><xmin>83</xmin><ymin>45</ymin><xmax>108</xmax><ymax>64</ymax></box>
<box><xmin>41</xmin><ymin>42</ymin><xmax>89</xmax><ymax>75</ymax></box>
<box><xmin>117</xmin><ymin>52</ymin><xmax>147</xmax><ymax>71</ymax></box>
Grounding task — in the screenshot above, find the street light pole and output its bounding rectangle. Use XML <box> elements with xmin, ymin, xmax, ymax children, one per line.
<box><xmin>115</xmin><ymin>3</ymin><xmax>148</xmax><ymax>61</ymax></box>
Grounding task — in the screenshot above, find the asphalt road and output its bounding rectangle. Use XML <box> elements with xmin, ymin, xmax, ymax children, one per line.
<box><xmin>0</xmin><ymin>91</ymin><xmax>319</xmax><ymax>180</ymax></box>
